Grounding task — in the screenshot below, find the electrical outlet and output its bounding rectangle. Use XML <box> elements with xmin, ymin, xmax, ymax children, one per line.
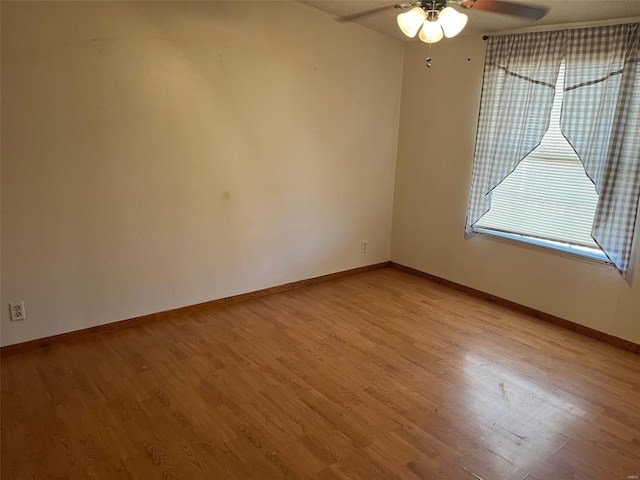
<box><xmin>361</xmin><ymin>240</ymin><xmax>368</xmax><ymax>253</ymax></box>
<box><xmin>9</xmin><ymin>301</ymin><xmax>26</xmax><ymax>321</ymax></box>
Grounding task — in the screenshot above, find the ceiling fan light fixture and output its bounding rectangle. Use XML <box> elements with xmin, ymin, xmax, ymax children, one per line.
<box><xmin>438</xmin><ymin>7</ymin><xmax>468</xmax><ymax>38</ymax></box>
<box><xmin>397</xmin><ymin>7</ymin><xmax>426</xmax><ymax>38</ymax></box>
<box><xmin>418</xmin><ymin>20</ymin><xmax>444</xmax><ymax>44</ymax></box>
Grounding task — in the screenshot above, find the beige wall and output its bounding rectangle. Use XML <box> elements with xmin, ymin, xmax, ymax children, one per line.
<box><xmin>3</xmin><ymin>2</ymin><xmax>638</xmax><ymax>349</ymax></box>
<box><xmin>391</xmin><ymin>36</ymin><xmax>640</xmax><ymax>344</ymax></box>
<box><xmin>1</xmin><ymin>1</ymin><xmax>404</xmax><ymax>346</ymax></box>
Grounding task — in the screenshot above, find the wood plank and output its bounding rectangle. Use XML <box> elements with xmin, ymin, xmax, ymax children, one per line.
<box><xmin>1</xmin><ymin>262</ymin><xmax>390</xmax><ymax>357</ymax></box>
<box><xmin>389</xmin><ymin>261</ymin><xmax>639</xmax><ymax>354</ymax></box>
<box><xmin>2</xmin><ymin>268</ymin><xmax>639</xmax><ymax>479</ymax></box>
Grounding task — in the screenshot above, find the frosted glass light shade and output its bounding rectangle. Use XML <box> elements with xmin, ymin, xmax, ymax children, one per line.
<box><xmin>397</xmin><ymin>7</ymin><xmax>426</xmax><ymax>38</ymax></box>
<box><xmin>419</xmin><ymin>20</ymin><xmax>444</xmax><ymax>43</ymax></box>
<box><xmin>439</xmin><ymin>7</ymin><xmax>468</xmax><ymax>38</ymax></box>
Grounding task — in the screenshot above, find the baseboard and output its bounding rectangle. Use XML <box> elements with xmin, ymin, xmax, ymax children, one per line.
<box><xmin>1</xmin><ymin>262</ymin><xmax>390</xmax><ymax>357</ymax></box>
<box><xmin>7</xmin><ymin>261</ymin><xmax>636</xmax><ymax>357</ymax></box>
<box><xmin>389</xmin><ymin>261</ymin><xmax>639</xmax><ymax>354</ymax></box>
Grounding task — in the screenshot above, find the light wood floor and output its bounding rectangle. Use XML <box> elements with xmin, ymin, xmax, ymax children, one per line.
<box><xmin>2</xmin><ymin>268</ymin><xmax>639</xmax><ymax>480</ymax></box>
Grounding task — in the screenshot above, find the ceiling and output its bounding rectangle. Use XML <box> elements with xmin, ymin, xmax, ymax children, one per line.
<box><xmin>300</xmin><ymin>1</ymin><xmax>640</xmax><ymax>41</ymax></box>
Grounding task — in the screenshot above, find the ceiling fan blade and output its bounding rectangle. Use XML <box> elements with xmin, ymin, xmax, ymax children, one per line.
<box><xmin>465</xmin><ymin>0</ymin><xmax>549</xmax><ymax>20</ymax></box>
<box><xmin>335</xmin><ymin>2</ymin><xmax>412</xmax><ymax>23</ymax></box>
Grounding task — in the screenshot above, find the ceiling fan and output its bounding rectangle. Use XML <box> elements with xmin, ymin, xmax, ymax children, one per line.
<box><xmin>336</xmin><ymin>0</ymin><xmax>549</xmax><ymax>44</ymax></box>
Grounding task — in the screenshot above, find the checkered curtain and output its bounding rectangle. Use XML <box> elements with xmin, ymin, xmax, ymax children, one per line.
<box><xmin>561</xmin><ymin>23</ymin><xmax>640</xmax><ymax>276</ymax></box>
<box><xmin>465</xmin><ymin>31</ymin><xmax>564</xmax><ymax>234</ymax></box>
<box><xmin>466</xmin><ymin>24</ymin><xmax>640</xmax><ymax>277</ymax></box>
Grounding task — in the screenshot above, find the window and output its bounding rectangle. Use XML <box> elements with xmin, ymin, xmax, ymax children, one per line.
<box><xmin>474</xmin><ymin>62</ymin><xmax>608</xmax><ymax>262</ymax></box>
<box><xmin>465</xmin><ymin>24</ymin><xmax>640</xmax><ymax>276</ymax></box>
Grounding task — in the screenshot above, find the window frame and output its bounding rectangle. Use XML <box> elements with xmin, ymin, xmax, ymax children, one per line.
<box><xmin>473</xmin><ymin>227</ymin><xmax>611</xmax><ymax>264</ymax></box>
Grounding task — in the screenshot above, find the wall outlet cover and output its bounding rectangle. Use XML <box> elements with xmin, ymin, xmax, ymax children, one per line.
<box><xmin>9</xmin><ymin>301</ymin><xmax>26</xmax><ymax>321</ymax></box>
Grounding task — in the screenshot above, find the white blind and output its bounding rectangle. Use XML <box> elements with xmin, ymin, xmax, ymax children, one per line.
<box><xmin>475</xmin><ymin>62</ymin><xmax>602</xmax><ymax>250</ymax></box>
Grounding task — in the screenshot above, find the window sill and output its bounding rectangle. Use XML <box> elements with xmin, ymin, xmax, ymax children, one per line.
<box><xmin>472</xmin><ymin>227</ymin><xmax>611</xmax><ymax>265</ymax></box>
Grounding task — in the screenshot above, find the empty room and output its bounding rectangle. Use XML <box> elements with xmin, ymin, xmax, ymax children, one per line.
<box><xmin>1</xmin><ymin>1</ymin><xmax>639</xmax><ymax>479</ymax></box>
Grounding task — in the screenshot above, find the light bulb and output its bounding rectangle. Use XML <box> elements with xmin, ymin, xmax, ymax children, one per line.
<box><xmin>397</xmin><ymin>7</ymin><xmax>426</xmax><ymax>38</ymax></box>
<box><xmin>419</xmin><ymin>20</ymin><xmax>444</xmax><ymax>44</ymax></box>
<box><xmin>438</xmin><ymin>7</ymin><xmax>468</xmax><ymax>38</ymax></box>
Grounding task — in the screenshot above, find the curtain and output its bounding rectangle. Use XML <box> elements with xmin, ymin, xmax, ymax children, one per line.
<box><xmin>465</xmin><ymin>31</ymin><xmax>564</xmax><ymax>233</ymax></box>
<box><xmin>466</xmin><ymin>23</ymin><xmax>640</xmax><ymax>277</ymax></box>
<box><xmin>561</xmin><ymin>23</ymin><xmax>640</xmax><ymax>275</ymax></box>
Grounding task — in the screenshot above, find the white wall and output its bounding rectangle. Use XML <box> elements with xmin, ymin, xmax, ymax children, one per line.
<box><xmin>391</xmin><ymin>36</ymin><xmax>640</xmax><ymax>345</ymax></box>
<box><xmin>1</xmin><ymin>1</ymin><xmax>404</xmax><ymax>346</ymax></box>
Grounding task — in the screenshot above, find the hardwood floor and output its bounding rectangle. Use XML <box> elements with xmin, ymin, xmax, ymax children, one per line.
<box><xmin>2</xmin><ymin>268</ymin><xmax>639</xmax><ymax>479</ymax></box>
